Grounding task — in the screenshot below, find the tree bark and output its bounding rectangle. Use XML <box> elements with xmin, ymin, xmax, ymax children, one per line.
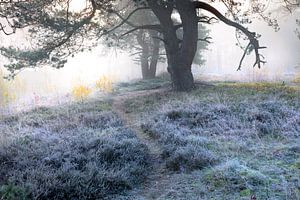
<box><xmin>148</xmin><ymin>0</ymin><xmax>198</xmax><ymax>91</ymax></box>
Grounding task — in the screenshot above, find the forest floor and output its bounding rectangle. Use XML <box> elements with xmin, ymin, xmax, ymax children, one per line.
<box><xmin>0</xmin><ymin>79</ymin><xmax>299</xmax><ymax>200</ymax></box>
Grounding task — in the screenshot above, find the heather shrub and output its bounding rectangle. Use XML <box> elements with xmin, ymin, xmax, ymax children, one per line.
<box><xmin>79</xmin><ymin>111</ymin><xmax>122</xmax><ymax>129</ymax></box>
<box><xmin>0</xmin><ymin>130</ymin><xmax>149</xmax><ymax>200</ymax></box>
<box><xmin>142</xmin><ymin>122</ymin><xmax>218</xmax><ymax>171</ymax></box>
<box><xmin>143</xmin><ymin>99</ymin><xmax>299</xmax><ymax>172</ymax></box>
<box><xmin>204</xmin><ymin>160</ymin><xmax>269</xmax><ymax>191</ymax></box>
<box><xmin>0</xmin><ymin>101</ymin><xmax>150</xmax><ymax>199</ymax></box>
<box><xmin>3</xmin><ymin>102</ymin><xmax>119</xmax><ymax>134</ymax></box>
<box><xmin>0</xmin><ymin>184</ymin><xmax>29</xmax><ymax>200</ymax></box>
<box><xmin>148</xmin><ymin>100</ymin><xmax>299</xmax><ymax>139</ymax></box>
<box><xmin>166</xmin><ymin>145</ymin><xmax>217</xmax><ymax>172</ymax></box>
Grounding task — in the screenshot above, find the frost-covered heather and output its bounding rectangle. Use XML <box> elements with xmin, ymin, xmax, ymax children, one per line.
<box><xmin>0</xmin><ymin>101</ymin><xmax>150</xmax><ymax>200</ymax></box>
<box><xmin>149</xmin><ymin>100</ymin><xmax>299</xmax><ymax>138</ymax></box>
<box><xmin>142</xmin><ymin>90</ymin><xmax>300</xmax><ymax>199</ymax></box>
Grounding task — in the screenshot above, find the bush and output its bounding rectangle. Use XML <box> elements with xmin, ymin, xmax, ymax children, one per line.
<box><xmin>166</xmin><ymin>145</ymin><xmax>217</xmax><ymax>172</ymax></box>
<box><xmin>0</xmin><ymin>130</ymin><xmax>150</xmax><ymax>200</ymax></box>
<box><xmin>143</xmin><ymin>99</ymin><xmax>299</xmax><ymax>172</ymax></box>
<box><xmin>0</xmin><ymin>184</ymin><xmax>29</xmax><ymax>200</ymax></box>
<box><xmin>147</xmin><ymin>100</ymin><xmax>299</xmax><ymax>140</ymax></box>
<box><xmin>142</xmin><ymin>121</ymin><xmax>218</xmax><ymax>171</ymax></box>
<box><xmin>204</xmin><ymin>160</ymin><xmax>269</xmax><ymax>192</ymax></box>
<box><xmin>0</xmin><ymin>103</ymin><xmax>150</xmax><ymax>199</ymax></box>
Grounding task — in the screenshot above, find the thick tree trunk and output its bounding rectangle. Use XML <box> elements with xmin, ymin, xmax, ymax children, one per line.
<box><xmin>172</xmin><ymin>1</ymin><xmax>198</xmax><ymax>91</ymax></box>
<box><xmin>148</xmin><ymin>0</ymin><xmax>198</xmax><ymax>91</ymax></box>
<box><xmin>169</xmin><ymin>61</ymin><xmax>194</xmax><ymax>91</ymax></box>
<box><xmin>166</xmin><ymin>50</ymin><xmax>195</xmax><ymax>91</ymax></box>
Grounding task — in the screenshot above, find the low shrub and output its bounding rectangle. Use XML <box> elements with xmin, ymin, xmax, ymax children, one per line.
<box><xmin>143</xmin><ymin>99</ymin><xmax>299</xmax><ymax>172</ymax></box>
<box><xmin>0</xmin><ymin>103</ymin><xmax>150</xmax><ymax>199</ymax></box>
<box><xmin>166</xmin><ymin>145</ymin><xmax>217</xmax><ymax>172</ymax></box>
<box><xmin>204</xmin><ymin>160</ymin><xmax>269</xmax><ymax>193</ymax></box>
<box><xmin>0</xmin><ymin>130</ymin><xmax>150</xmax><ymax>200</ymax></box>
<box><xmin>142</xmin><ymin>122</ymin><xmax>218</xmax><ymax>171</ymax></box>
<box><xmin>0</xmin><ymin>184</ymin><xmax>29</xmax><ymax>200</ymax></box>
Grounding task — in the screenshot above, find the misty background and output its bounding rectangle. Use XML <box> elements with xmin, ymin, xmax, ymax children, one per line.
<box><xmin>0</xmin><ymin>7</ymin><xmax>299</xmax><ymax>112</ymax></box>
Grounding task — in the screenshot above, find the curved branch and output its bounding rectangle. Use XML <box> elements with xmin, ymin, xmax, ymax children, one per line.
<box><xmin>108</xmin><ymin>7</ymin><xmax>150</xmax><ymax>28</ymax></box>
<box><xmin>194</xmin><ymin>1</ymin><xmax>266</xmax><ymax>69</ymax></box>
<box><xmin>174</xmin><ymin>16</ymin><xmax>217</xmax><ymax>31</ymax></box>
<box><xmin>119</xmin><ymin>24</ymin><xmax>162</xmax><ymax>38</ymax></box>
<box><xmin>198</xmin><ymin>36</ymin><xmax>212</xmax><ymax>43</ymax></box>
<box><xmin>237</xmin><ymin>42</ymin><xmax>251</xmax><ymax>71</ymax></box>
<box><xmin>0</xmin><ymin>23</ymin><xmax>15</xmax><ymax>35</ymax></box>
<box><xmin>100</xmin><ymin>7</ymin><xmax>162</xmax><ymax>38</ymax></box>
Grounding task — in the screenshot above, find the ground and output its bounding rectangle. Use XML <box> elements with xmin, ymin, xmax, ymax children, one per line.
<box><xmin>0</xmin><ymin>79</ymin><xmax>299</xmax><ymax>200</ymax></box>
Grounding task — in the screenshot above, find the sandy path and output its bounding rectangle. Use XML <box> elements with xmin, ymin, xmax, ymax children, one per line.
<box><xmin>112</xmin><ymin>88</ymin><xmax>172</xmax><ymax>199</ymax></box>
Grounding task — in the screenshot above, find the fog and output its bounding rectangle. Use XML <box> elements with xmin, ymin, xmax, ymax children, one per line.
<box><xmin>197</xmin><ymin>10</ymin><xmax>300</xmax><ymax>81</ymax></box>
<box><xmin>0</xmin><ymin>9</ymin><xmax>299</xmax><ymax>112</ymax></box>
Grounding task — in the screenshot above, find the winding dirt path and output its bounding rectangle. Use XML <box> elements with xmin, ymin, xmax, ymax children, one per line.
<box><xmin>112</xmin><ymin>88</ymin><xmax>172</xmax><ymax>199</ymax></box>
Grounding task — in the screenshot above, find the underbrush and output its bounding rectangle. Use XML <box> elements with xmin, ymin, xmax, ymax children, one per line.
<box><xmin>0</xmin><ymin>100</ymin><xmax>150</xmax><ymax>200</ymax></box>
<box><xmin>204</xmin><ymin>160</ymin><xmax>270</xmax><ymax>197</ymax></box>
<box><xmin>139</xmin><ymin>83</ymin><xmax>299</xmax><ymax>199</ymax></box>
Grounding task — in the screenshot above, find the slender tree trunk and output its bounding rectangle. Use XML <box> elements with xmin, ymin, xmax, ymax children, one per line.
<box><xmin>141</xmin><ymin>54</ymin><xmax>151</xmax><ymax>79</ymax></box>
<box><xmin>149</xmin><ymin>31</ymin><xmax>160</xmax><ymax>78</ymax></box>
<box><xmin>137</xmin><ymin>30</ymin><xmax>160</xmax><ymax>79</ymax></box>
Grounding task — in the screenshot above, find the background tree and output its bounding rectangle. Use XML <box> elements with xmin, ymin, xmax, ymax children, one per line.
<box><xmin>104</xmin><ymin>9</ymin><xmax>163</xmax><ymax>80</ymax></box>
<box><xmin>297</xmin><ymin>18</ymin><xmax>300</xmax><ymax>39</ymax></box>
<box><xmin>0</xmin><ymin>0</ymin><xmax>299</xmax><ymax>90</ymax></box>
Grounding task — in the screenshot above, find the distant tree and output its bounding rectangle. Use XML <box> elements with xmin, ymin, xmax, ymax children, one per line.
<box><xmin>135</xmin><ymin>29</ymin><xmax>161</xmax><ymax>79</ymax></box>
<box><xmin>296</xmin><ymin>18</ymin><xmax>300</xmax><ymax>39</ymax></box>
<box><xmin>0</xmin><ymin>0</ymin><xmax>299</xmax><ymax>91</ymax></box>
<box><xmin>105</xmin><ymin>9</ymin><xmax>163</xmax><ymax>79</ymax></box>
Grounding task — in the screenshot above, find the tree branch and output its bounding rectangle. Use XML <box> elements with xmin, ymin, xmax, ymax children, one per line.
<box><xmin>119</xmin><ymin>24</ymin><xmax>162</xmax><ymax>38</ymax></box>
<box><xmin>198</xmin><ymin>36</ymin><xmax>212</xmax><ymax>43</ymax></box>
<box><xmin>194</xmin><ymin>1</ymin><xmax>266</xmax><ymax>70</ymax></box>
<box><xmin>237</xmin><ymin>42</ymin><xmax>251</xmax><ymax>71</ymax></box>
<box><xmin>107</xmin><ymin>7</ymin><xmax>150</xmax><ymax>28</ymax></box>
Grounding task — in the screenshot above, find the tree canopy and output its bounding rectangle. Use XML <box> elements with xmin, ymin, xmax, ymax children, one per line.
<box><xmin>0</xmin><ymin>0</ymin><xmax>299</xmax><ymax>90</ymax></box>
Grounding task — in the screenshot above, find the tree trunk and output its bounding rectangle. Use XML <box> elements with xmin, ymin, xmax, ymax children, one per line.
<box><xmin>169</xmin><ymin>61</ymin><xmax>194</xmax><ymax>91</ymax></box>
<box><xmin>172</xmin><ymin>1</ymin><xmax>198</xmax><ymax>91</ymax></box>
<box><xmin>166</xmin><ymin>49</ymin><xmax>195</xmax><ymax>91</ymax></box>
<box><xmin>149</xmin><ymin>31</ymin><xmax>160</xmax><ymax>78</ymax></box>
<box><xmin>148</xmin><ymin>0</ymin><xmax>198</xmax><ymax>91</ymax></box>
<box><xmin>137</xmin><ymin>30</ymin><xmax>160</xmax><ymax>79</ymax></box>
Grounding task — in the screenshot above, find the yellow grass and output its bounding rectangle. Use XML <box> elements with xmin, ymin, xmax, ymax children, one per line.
<box><xmin>72</xmin><ymin>85</ymin><xmax>92</xmax><ymax>101</ymax></box>
<box><xmin>95</xmin><ymin>75</ymin><xmax>114</xmax><ymax>93</ymax></box>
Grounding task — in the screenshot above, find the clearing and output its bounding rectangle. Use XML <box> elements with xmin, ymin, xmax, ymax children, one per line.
<box><xmin>0</xmin><ymin>79</ymin><xmax>299</xmax><ymax>200</ymax></box>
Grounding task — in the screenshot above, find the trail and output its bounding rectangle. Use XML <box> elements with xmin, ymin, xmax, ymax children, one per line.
<box><xmin>112</xmin><ymin>87</ymin><xmax>172</xmax><ymax>199</ymax></box>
